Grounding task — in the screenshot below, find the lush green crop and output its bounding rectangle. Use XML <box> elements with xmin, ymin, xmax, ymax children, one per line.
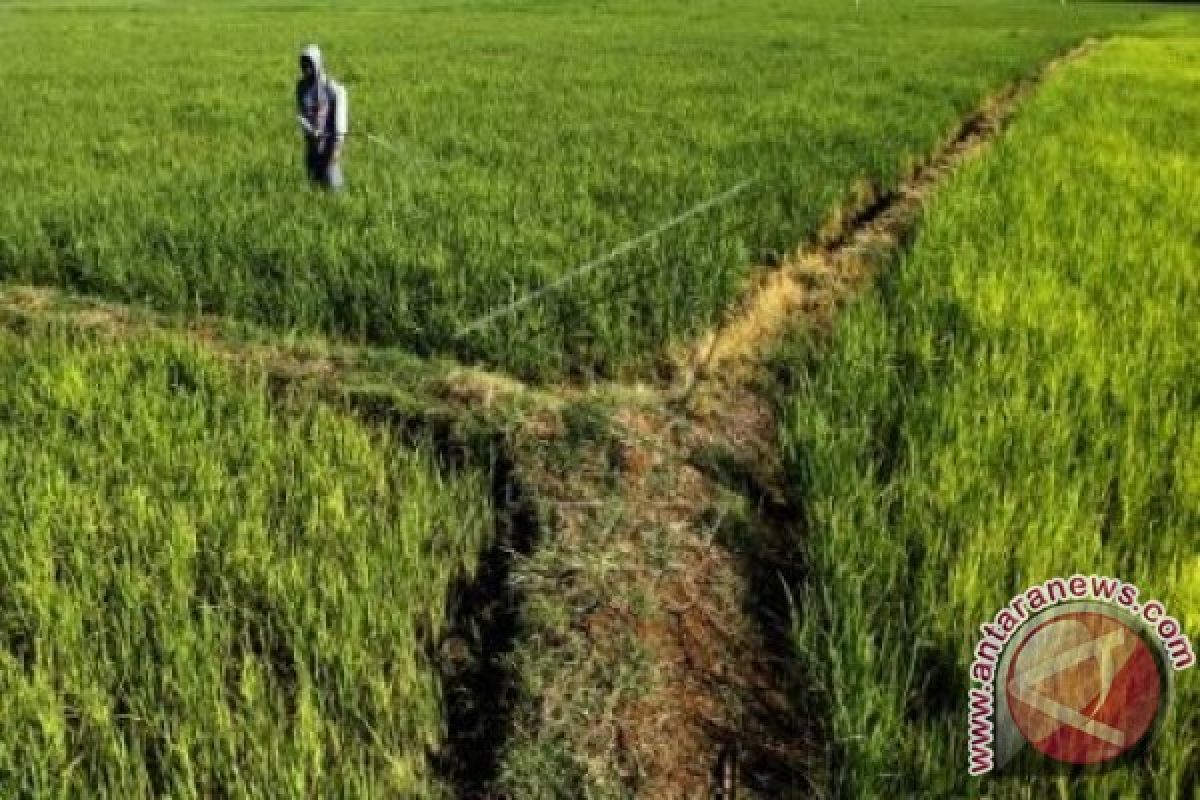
<box><xmin>781</xmin><ymin>17</ymin><xmax>1198</xmax><ymax>798</ymax></box>
<box><xmin>0</xmin><ymin>327</ymin><xmax>492</xmax><ymax>797</ymax></box>
<box><xmin>0</xmin><ymin>0</ymin><xmax>1148</xmax><ymax>380</ymax></box>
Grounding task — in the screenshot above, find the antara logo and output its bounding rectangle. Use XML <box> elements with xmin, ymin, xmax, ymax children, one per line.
<box><xmin>967</xmin><ymin>575</ymin><xmax>1193</xmax><ymax>776</ymax></box>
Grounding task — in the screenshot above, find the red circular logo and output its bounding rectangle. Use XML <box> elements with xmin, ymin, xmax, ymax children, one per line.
<box><xmin>1005</xmin><ymin>610</ymin><xmax>1164</xmax><ymax>765</ymax></box>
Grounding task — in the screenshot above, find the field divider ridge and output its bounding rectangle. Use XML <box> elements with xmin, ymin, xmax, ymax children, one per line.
<box><xmin>672</xmin><ymin>37</ymin><xmax>1099</xmax><ymax>396</ymax></box>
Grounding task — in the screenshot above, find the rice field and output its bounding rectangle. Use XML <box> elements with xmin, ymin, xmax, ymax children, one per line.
<box><xmin>0</xmin><ymin>0</ymin><xmax>1148</xmax><ymax>380</ymax></box>
<box><xmin>0</xmin><ymin>326</ymin><xmax>492</xmax><ymax>797</ymax></box>
<box><xmin>1</xmin><ymin>0</ymin><xmax>1194</xmax><ymax>797</ymax></box>
<box><xmin>780</xmin><ymin>17</ymin><xmax>1199</xmax><ymax>798</ymax></box>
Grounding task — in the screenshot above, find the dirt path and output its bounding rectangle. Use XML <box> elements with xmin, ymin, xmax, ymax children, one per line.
<box><xmin>0</xmin><ymin>39</ymin><xmax>1095</xmax><ymax>800</ymax></box>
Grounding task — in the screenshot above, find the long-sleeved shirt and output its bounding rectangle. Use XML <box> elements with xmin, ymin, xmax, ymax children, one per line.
<box><xmin>296</xmin><ymin>76</ymin><xmax>348</xmax><ymax>141</ymax></box>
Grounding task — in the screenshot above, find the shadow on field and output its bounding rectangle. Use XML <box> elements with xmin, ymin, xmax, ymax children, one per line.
<box><xmin>690</xmin><ymin>446</ymin><xmax>830</xmax><ymax>797</ymax></box>
<box><xmin>430</xmin><ymin>446</ymin><xmax>539</xmax><ymax>799</ymax></box>
<box><xmin>277</xmin><ymin>380</ymin><xmax>539</xmax><ymax>799</ymax></box>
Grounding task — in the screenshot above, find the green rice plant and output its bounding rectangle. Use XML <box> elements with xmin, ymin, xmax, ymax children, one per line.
<box><xmin>0</xmin><ymin>326</ymin><xmax>492</xmax><ymax>797</ymax></box>
<box><xmin>780</xmin><ymin>17</ymin><xmax>1199</xmax><ymax>798</ymax></box>
<box><xmin>0</xmin><ymin>0</ymin><xmax>1151</xmax><ymax>380</ymax></box>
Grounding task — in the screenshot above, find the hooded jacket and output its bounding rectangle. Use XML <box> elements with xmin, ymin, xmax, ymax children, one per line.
<box><xmin>296</xmin><ymin>44</ymin><xmax>348</xmax><ymax>142</ymax></box>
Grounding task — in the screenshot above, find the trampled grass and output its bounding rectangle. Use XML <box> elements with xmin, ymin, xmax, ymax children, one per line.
<box><xmin>0</xmin><ymin>327</ymin><xmax>492</xmax><ymax>797</ymax></box>
<box><xmin>780</xmin><ymin>18</ymin><xmax>1198</xmax><ymax>798</ymax></box>
<box><xmin>0</xmin><ymin>0</ymin><xmax>1150</xmax><ymax>380</ymax></box>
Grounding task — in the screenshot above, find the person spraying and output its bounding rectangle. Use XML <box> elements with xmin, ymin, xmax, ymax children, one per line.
<box><xmin>296</xmin><ymin>44</ymin><xmax>348</xmax><ymax>190</ymax></box>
